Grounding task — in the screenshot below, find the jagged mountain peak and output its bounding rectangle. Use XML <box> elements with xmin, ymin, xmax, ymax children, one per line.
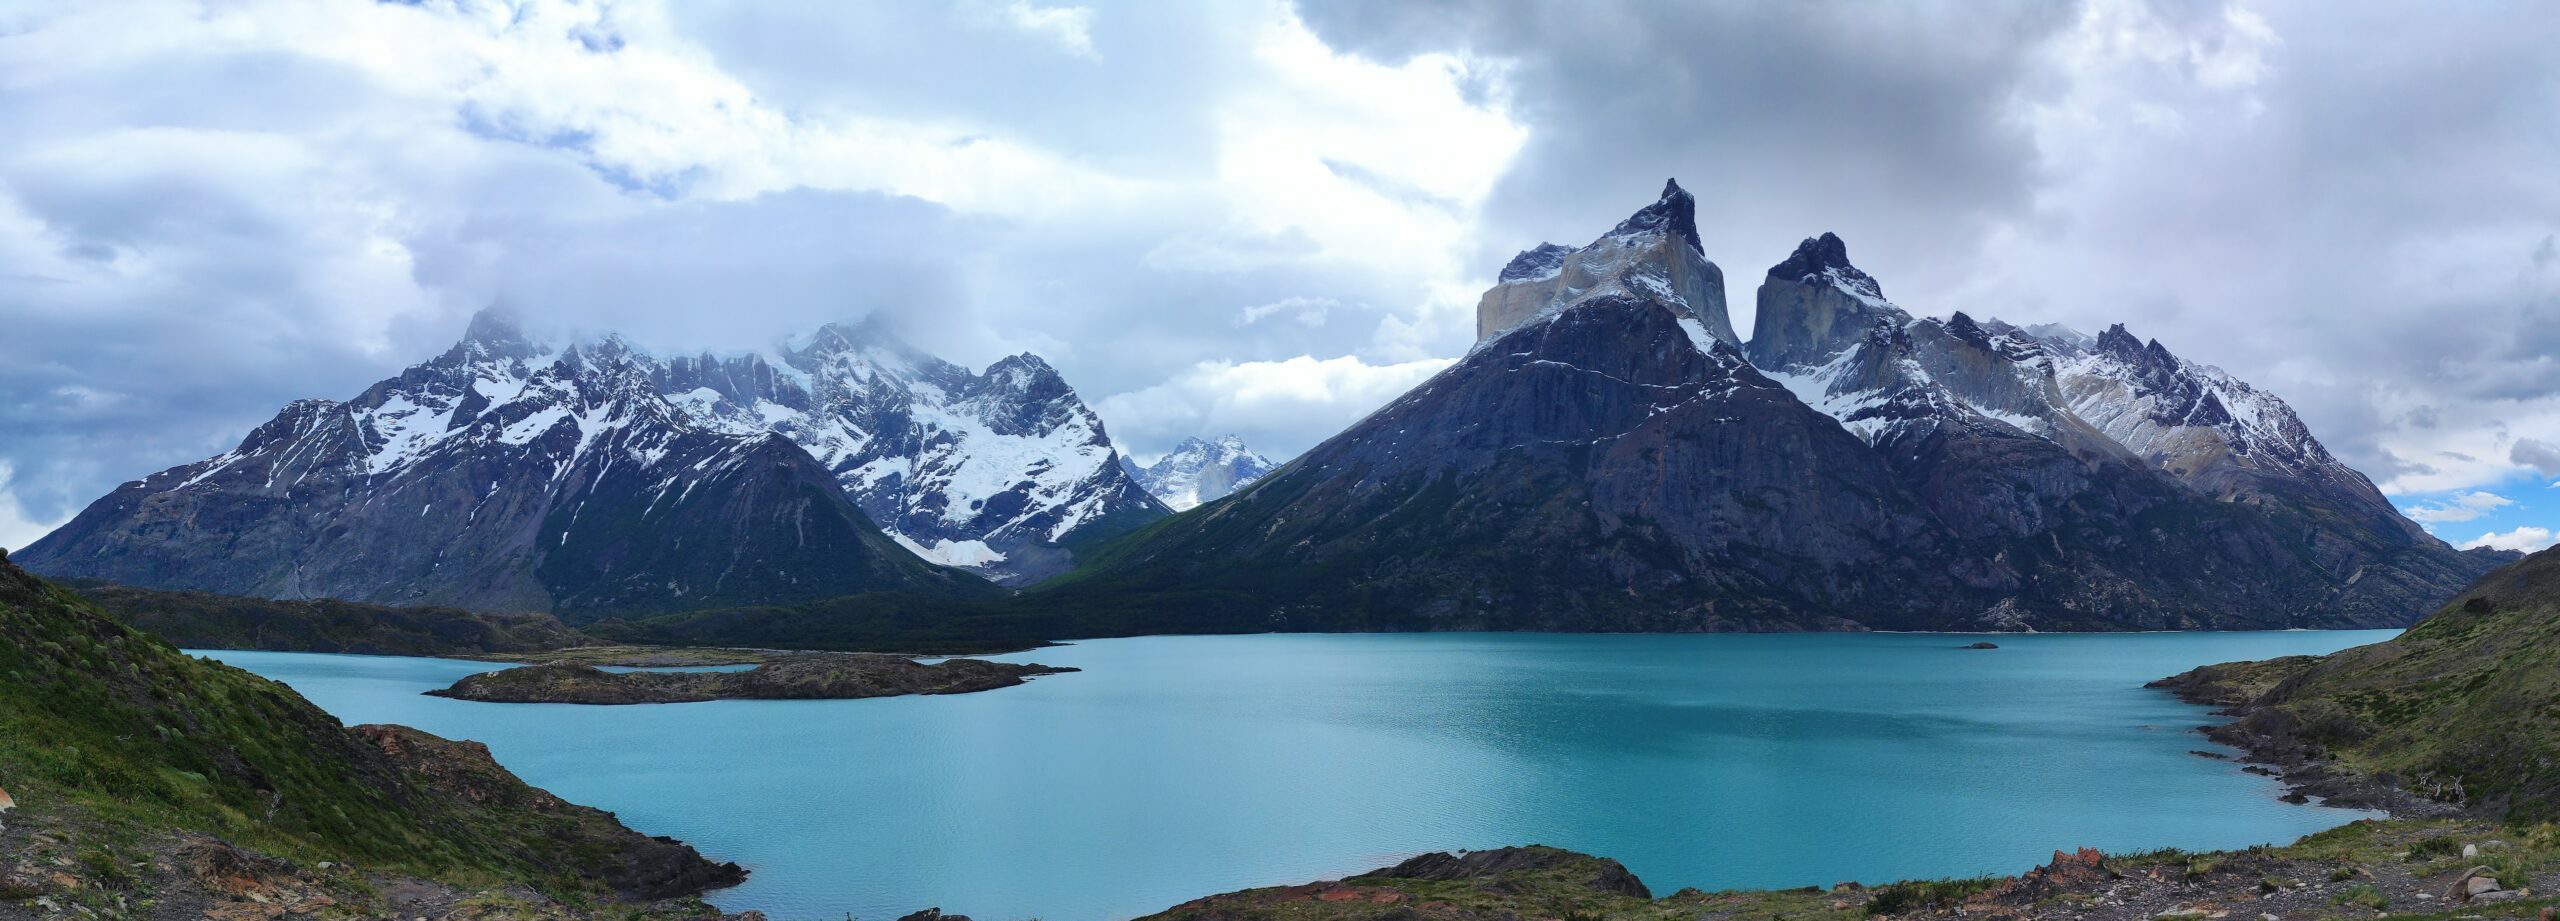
<box><xmin>1606</xmin><ymin>178</ymin><xmax>1703</xmax><ymax>254</ymax></box>
<box><xmin>458</xmin><ymin>305</ymin><xmax>540</xmax><ymax>353</ymax></box>
<box><xmin>1768</xmin><ymin>232</ymin><xmax>1883</xmax><ymax>301</ymax></box>
<box><xmin>2094</xmin><ymin>322</ymin><xmax>2144</xmax><ymax>357</ymax></box>
<box><xmin>1475</xmin><ymin>180</ymin><xmax>1734</xmax><ymax>346</ymax></box>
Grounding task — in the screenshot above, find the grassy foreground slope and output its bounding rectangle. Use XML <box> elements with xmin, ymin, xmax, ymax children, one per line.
<box><xmin>0</xmin><ymin>550</ymin><xmax>743</xmax><ymax>919</ymax></box>
<box><xmin>2156</xmin><ymin>544</ymin><xmax>2560</xmax><ymax>821</ymax></box>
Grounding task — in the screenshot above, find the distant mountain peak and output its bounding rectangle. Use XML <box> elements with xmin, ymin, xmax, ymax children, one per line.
<box><xmin>1607</xmin><ymin>178</ymin><xmax>1702</xmax><ymax>254</ymax></box>
<box><xmin>1128</xmin><ymin>433</ymin><xmax>1278</xmax><ymax>511</ymax></box>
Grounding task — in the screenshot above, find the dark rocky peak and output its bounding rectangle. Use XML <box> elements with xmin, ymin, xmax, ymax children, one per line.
<box><xmin>449</xmin><ymin>306</ymin><xmax>543</xmax><ymax>363</ymax></box>
<box><xmin>2094</xmin><ymin>323</ymin><xmax>2146</xmax><ymax>360</ymax></box>
<box><xmin>1605</xmin><ymin>178</ymin><xmax>1703</xmax><ymax>254</ymax></box>
<box><xmin>1768</xmin><ymin>232</ymin><xmax>1884</xmax><ymax>301</ymax></box>
<box><xmin>1499</xmin><ymin>242</ymin><xmax>1578</xmax><ymax>282</ymax></box>
<box><xmin>652</xmin><ymin>351</ymin><xmax>808</xmax><ymax>410</ymax></box>
<box><xmin>2094</xmin><ymin>324</ymin><xmax>2185</xmax><ymax>376</ymax></box>
<box><xmin>1943</xmin><ymin>311</ymin><xmax>1991</xmax><ymax>349</ymax></box>
<box><xmin>978</xmin><ymin>353</ymin><xmax>1070</xmax><ymax>398</ymax></box>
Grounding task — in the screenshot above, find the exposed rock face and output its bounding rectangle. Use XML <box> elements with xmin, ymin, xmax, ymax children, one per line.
<box><xmin>1359</xmin><ymin>847</ymin><xmax>1652</xmax><ymax>899</ymax></box>
<box><xmin>425</xmin><ymin>656</ymin><xmax>1075</xmax><ymax>705</ymax></box>
<box><xmin>16</xmin><ymin>313</ymin><xmax>990</xmax><ymax>619</ymax></box>
<box><xmin>652</xmin><ymin>318</ymin><xmax>1168</xmax><ymax>584</ymax></box>
<box><xmin>1067</xmin><ymin>185</ymin><xmax>2499</xmax><ymax>632</ymax></box>
<box><xmin>1122</xmin><ymin>435</ymin><xmax>1279</xmax><ymax>511</ymax></box>
<box><xmin>1475</xmin><ymin>179</ymin><xmax>1735</xmax><ymax>345</ymax></box>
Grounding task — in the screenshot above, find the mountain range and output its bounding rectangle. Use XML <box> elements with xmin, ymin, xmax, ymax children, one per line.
<box><xmin>13</xmin><ymin>313</ymin><xmax>1166</xmax><ymax>615</ymax></box>
<box><xmin>1048</xmin><ymin>180</ymin><xmax>2507</xmax><ymax>633</ymax></box>
<box><xmin>12</xmin><ymin>179</ymin><xmax>2505</xmax><ymax>633</ymax></box>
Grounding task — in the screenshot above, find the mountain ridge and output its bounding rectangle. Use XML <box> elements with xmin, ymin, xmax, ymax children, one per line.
<box><xmin>1030</xmin><ymin>182</ymin><xmax>2504</xmax><ymax>634</ymax></box>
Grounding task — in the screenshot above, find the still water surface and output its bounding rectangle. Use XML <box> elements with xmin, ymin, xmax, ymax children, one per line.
<box><xmin>201</xmin><ymin>630</ymin><xmax>2392</xmax><ymax>921</ymax></box>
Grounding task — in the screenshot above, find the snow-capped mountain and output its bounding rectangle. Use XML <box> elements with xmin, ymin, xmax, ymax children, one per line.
<box><xmin>645</xmin><ymin>318</ymin><xmax>1167</xmax><ymax>584</ymax></box>
<box><xmin>2033</xmin><ymin>322</ymin><xmax>2407</xmax><ymax>524</ymax></box>
<box><xmin>1741</xmin><ymin>232</ymin><xmax>2497</xmax><ymax>622</ymax></box>
<box><xmin>17</xmin><ymin>311</ymin><xmax>986</xmax><ymax>617</ymax></box>
<box><xmin>1055</xmin><ymin>182</ymin><xmax>2506</xmax><ymax>633</ymax></box>
<box><xmin>1121</xmin><ymin>435</ymin><xmax>1278</xmax><ymax>511</ymax></box>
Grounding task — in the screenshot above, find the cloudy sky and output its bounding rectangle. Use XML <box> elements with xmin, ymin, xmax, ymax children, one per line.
<box><xmin>2</xmin><ymin>0</ymin><xmax>2555</xmax><ymax>553</ymax></box>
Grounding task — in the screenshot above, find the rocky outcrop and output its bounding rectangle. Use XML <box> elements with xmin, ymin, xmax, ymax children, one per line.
<box><xmin>426</xmin><ymin>656</ymin><xmax>1074</xmax><ymax>705</ymax></box>
<box><xmin>1134</xmin><ymin>825</ymin><xmax>2544</xmax><ymax>921</ymax></box>
<box><xmin>352</xmin><ymin>724</ymin><xmax>748</xmax><ymax>899</ymax></box>
<box><xmin>1358</xmin><ymin>847</ymin><xmax>1651</xmax><ymax>898</ymax></box>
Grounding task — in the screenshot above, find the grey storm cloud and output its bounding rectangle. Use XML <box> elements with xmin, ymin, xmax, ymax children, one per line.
<box><xmin>2516</xmin><ymin>439</ymin><xmax>2560</xmax><ymax>480</ymax></box>
<box><xmin>3</xmin><ymin>0</ymin><xmax>2558</xmax><ymax>548</ymax></box>
<box><xmin>1293</xmin><ymin>0</ymin><xmax>2078</xmax><ymax>302</ymax></box>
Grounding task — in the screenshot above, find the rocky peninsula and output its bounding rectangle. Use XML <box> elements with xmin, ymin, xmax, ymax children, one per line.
<box><xmin>426</xmin><ymin>655</ymin><xmax>1075</xmax><ymax>705</ymax></box>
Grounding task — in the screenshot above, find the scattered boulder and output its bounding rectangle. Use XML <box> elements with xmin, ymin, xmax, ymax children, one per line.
<box><xmin>2448</xmin><ymin>866</ymin><xmax>2502</xmax><ymax>902</ymax></box>
<box><xmin>1964</xmin><ymin>641</ymin><xmax>2000</xmax><ymax>649</ymax></box>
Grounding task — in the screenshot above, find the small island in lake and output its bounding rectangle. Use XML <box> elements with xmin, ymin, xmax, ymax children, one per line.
<box><xmin>426</xmin><ymin>654</ymin><xmax>1076</xmax><ymax>705</ymax></box>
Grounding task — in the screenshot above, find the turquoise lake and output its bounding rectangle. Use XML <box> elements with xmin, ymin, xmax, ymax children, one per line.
<box><xmin>199</xmin><ymin>630</ymin><xmax>2394</xmax><ymax>921</ymax></box>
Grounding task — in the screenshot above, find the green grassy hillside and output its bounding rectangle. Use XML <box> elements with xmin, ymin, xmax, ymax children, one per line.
<box><xmin>0</xmin><ymin>550</ymin><xmax>740</xmax><ymax>913</ymax></box>
<box><xmin>2165</xmin><ymin>545</ymin><xmax>2560</xmax><ymax>820</ymax></box>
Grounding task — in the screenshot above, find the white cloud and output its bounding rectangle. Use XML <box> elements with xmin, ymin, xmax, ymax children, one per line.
<box><xmin>0</xmin><ymin>0</ymin><xmax>1531</xmax><ymax>519</ymax></box>
<box><xmin>1238</xmin><ymin>296</ymin><xmax>1336</xmax><ymax>327</ymax></box>
<box><xmin>996</xmin><ymin>3</ymin><xmax>1098</xmax><ymax>60</ymax></box>
<box><xmin>1095</xmin><ymin>354</ymin><xmax>1453</xmax><ymax>462</ymax></box>
<box><xmin>2403</xmin><ymin>490</ymin><xmax>2516</xmax><ymax>524</ymax></box>
<box><xmin>0</xmin><ymin>463</ymin><xmax>70</xmax><ymax>554</ymax></box>
<box><xmin>2459</xmin><ymin>525</ymin><xmax>2557</xmax><ymax>553</ymax></box>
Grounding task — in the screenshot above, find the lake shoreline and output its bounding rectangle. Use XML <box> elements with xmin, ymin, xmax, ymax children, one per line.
<box><xmin>2149</xmin><ymin>660</ymin><xmax>2469</xmax><ymax>820</ymax></box>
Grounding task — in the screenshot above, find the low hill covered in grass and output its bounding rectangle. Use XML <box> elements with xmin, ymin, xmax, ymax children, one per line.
<box><xmin>0</xmin><ymin>550</ymin><xmax>743</xmax><ymax>919</ymax></box>
<box><xmin>2157</xmin><ymin>545</ymin><xmax>2560</xmax><ymax>821</ymax></box>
